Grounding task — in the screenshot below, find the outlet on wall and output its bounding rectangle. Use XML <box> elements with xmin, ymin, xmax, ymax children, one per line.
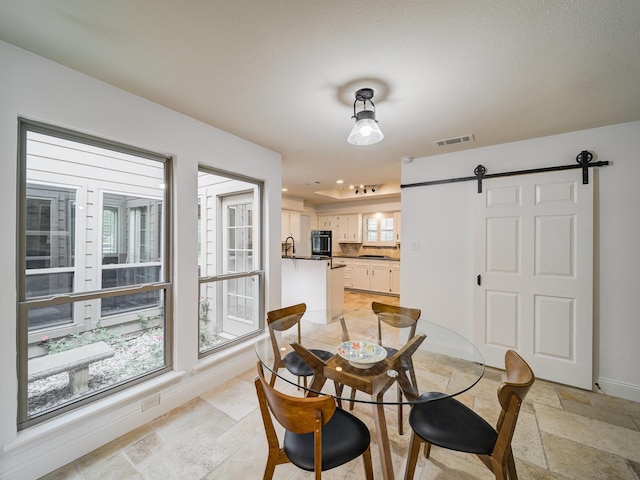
<box><xmin>141</xmin><ymin>393</ymin><xmax>160</xmax><ymax>411</ymax></box>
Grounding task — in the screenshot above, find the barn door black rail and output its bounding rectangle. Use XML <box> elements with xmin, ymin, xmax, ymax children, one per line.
<box><xmin>400</xmin><ymin>150</ymin><xmax>609</xmax><ymax>193</ymax></box>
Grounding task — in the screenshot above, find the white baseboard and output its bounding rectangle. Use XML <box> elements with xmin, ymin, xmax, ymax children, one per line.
<box><xmin>594</xmin><ymin>376</ymin><xmax>640</xmax><ymax>403</ymax></box>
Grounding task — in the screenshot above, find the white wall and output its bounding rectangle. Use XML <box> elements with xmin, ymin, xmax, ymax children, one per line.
<box><xmin>401</xmin><ymin>121</ymin><xmax>640</xmax><ymax>401</ymax></box>
<box><xmin>0</xmin><ymin>41</ymin><xmax>282</xmax><ymax>479</ymax></box>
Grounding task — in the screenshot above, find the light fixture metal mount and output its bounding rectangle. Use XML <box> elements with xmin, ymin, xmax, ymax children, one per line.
<box><xmin>348</xmin><ymin>88</ymin><xmax>384</xmax><ymax>145</ymax></box>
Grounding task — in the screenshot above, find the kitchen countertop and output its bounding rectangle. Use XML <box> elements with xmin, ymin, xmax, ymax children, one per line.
<box><xmin>281</xmin><ymin>255</ymin><xmax>330</xmax><ymax>261</ymax></box>
<box><xmin>281</xmin><ymin>255</ymin><xmax>346</xmax><ymax>269</ymax></box>
<box><xmin>333</xmin><ymin>255</ymin><xmax>400</xmax><ymax>261</ymax></box>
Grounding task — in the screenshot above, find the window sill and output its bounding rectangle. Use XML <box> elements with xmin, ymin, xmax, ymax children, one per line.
<box><xmin>5</xmin><ymin>370</ymin><xmax>185</xmax><ymax>454</ymax></box>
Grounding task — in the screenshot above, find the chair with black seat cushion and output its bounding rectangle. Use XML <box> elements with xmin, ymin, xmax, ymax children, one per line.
<box><xmin>403</xmin><ymin>349</ymin><xmax>535</xmax><ymax>480</ymax></box>
<box><xmin>266</xmin><ymin>303</ymin><xmax>333</xmax><ymax>388</ymax></box>
<box><xmin>254</xmin><ymin>362</ymin><xmax>374</xmax><ymax>480</ymax></box>
<box><xmin>347</xmin><ymin>301</ymin><xmax>421</xmax><ymax>435</ymax></box>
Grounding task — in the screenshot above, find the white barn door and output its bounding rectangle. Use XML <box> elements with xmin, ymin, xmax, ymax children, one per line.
<box><xmin>474</xmin><ymin>170</ymin><xmax>593</xmax><ymax>389</ymax></box>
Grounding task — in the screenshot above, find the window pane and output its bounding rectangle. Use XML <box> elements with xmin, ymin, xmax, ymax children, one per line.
<box><xmin>27</xmin><ymin>291</ymin><xmax>166</xmax><ymax>419</ymax></box>
<box><xmin>26</xmin><ymin>272</ymin><xmax>74</xmax><ymax>330</ymax></box>
<box><xmin>26</xmin><ymin>185</ymin><xmax>76</xmax><ymax>270</ymax></box>
<box><xmin>101</xmin><ymin>265</ymin><xmax>161</xmax><ymax>316</ymax></box>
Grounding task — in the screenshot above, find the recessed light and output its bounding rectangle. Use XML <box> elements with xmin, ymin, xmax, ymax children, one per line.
<box><xmin>336</xmin><ymin>179</ymin><xmax>344</xmax><ymax>184</ymax></box>
<box><xmin>281</xmin><ymin>188</ymin><xmax>288</xmax><ymax>192</ymax></box>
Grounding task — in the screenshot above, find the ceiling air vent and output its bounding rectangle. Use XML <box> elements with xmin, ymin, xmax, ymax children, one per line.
<box><xmin>435</xmin><ymin>134</ymin><xmax>474</xmax><ymax>147</ymax></box>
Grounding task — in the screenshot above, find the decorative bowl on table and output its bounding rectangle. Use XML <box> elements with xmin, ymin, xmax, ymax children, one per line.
<box><xmin>337</xmin><ymin>340</ymin><xmax>387</xmax><ymax>369</ymax></box>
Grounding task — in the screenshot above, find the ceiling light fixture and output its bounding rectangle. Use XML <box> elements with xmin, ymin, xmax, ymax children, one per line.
<box><xmin>353</xmin><ymin>184</ymin><xmax>376</xmax><ymax>195</ymax></box>
<box><xmin>347</xmin><ymin>88</ymin><xmax>384</xmax><ymax>146</ymax></box>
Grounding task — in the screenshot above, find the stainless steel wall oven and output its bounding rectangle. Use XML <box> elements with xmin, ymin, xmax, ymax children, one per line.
<box><xmin>311</xmin><ymin>230</ymin><xmax>332</xmax><ymax>257</ymax></box>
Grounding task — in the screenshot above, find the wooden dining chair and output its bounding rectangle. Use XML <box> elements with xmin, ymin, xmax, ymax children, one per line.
<box><xmin>266</xmin><ymin>303</ymin><xmax>333</xmax><ymax>388</ymax></box>
<box><xmin>254</xmin><ymin>362</ymin><xmax>374</xmax><ymax>480</ymax></box>
<box><xmin>346</xmin><ymin>301</ymin><xmax>421</xmax><ymax>435</ymax></box>
<box><xmin>403</xmin><ymin>349</ymin><xmax>535</xmax><ymax>480</ymax></box>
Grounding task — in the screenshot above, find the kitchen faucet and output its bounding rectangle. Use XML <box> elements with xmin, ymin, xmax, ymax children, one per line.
<box><xmin>284</xmin><ymin>236</ymin><xmax>295</xmax><ymax>257</ymax></box>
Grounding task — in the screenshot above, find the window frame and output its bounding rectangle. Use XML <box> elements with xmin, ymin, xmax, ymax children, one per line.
<box><xmin>197</xmin><ymin>166</ymin><xmax>265</xmax><ymax>357</ymax></box>
<box><xmin>362</xmin><ymin>212</ymin><xmax>396</xmax><ymax>246</ymax></box>
<box><xmin>16</xmin><ymin>118</ymin><xmax>173</xmax><ymax>429</ymax></box>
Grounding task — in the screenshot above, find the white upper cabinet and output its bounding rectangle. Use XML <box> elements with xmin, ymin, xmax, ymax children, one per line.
<box><xmin>282</xmin><ymin>210</ymin><xmax>301</xmax><ymax>241</ymax></box>
<box><xmin>336</xmin><ymin>214</ymin><xmax>362</xmax><ymax>243</ymax></box>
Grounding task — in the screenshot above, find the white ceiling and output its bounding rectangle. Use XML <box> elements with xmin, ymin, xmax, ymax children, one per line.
<box><xmin>1</xmin><ymin>1</ymin><xmax>639</xmax><ymax>205</ymax></box>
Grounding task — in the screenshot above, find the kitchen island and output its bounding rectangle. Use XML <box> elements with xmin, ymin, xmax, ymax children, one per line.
<box><xmin>281</xmin><ymin>256</ymin><xmax>344</xmax><ymax>324</ymax></box>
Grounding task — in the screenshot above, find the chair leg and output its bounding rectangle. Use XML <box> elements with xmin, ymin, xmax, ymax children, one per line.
<box><xmin>362</xmin><ymin>445</ymin><xmax>374</xmax><ymax>480</ymax></box>
<box><xmin>423</xmin><ymin>441</ymin><xmax>432</xmax><ymax>458</ymax></box>
<box><xmin>263</xmin><ymin>456</ymin><xmax>277</xmax><ymax>480</ymax></box>
<box><xmin>493</xmin><ymin>461</ymin><xmax>507</xmax><ymax>480</ymax></box>
<box><xmin>397</xmin><ymin>383</ymin><xmax>404</xmax><ymax>435</ymax></box>
<box><xmin>404</xmin><ymin>430</ymin><xmax>422</xmax><ymax>480</ymax></box>
<box><xmin>506</xmin><ymin>448</ymin><xmax>518</xmax><ymax>480</ymax></box>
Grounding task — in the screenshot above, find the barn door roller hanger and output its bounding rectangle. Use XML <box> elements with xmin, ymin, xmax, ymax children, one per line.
<box><xmin>401</xmin><ymin>150</ymin><xmax>609</xmax><ymax>193</ymax></box>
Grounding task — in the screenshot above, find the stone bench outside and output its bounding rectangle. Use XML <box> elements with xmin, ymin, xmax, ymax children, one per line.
<box><xmin>28</xmin><ymin>341</ymin><xmax>115</xmax><ymax>394</ymax></box>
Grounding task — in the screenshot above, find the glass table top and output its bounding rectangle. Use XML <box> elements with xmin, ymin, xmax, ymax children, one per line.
<box><xmin>255</xmin><ymin>309</ymin><xmax>484</xmax><ymax>405</ymax></box>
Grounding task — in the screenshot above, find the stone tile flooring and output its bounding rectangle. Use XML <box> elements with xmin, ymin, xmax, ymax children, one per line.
<box><xmin>41</xmin><ymin>291</ymin><xmax>640</xmax><ymax>479</ymax></box>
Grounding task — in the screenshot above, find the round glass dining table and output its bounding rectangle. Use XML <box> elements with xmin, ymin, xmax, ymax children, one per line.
<box><xmin>254</xmin><ymin>309</ymin><xmax>484</xmax><ymax>480</ymax></box>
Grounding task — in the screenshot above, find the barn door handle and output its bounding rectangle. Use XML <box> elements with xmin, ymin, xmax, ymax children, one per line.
<box><xmin>477</xmin><ymin>275</ymin><xmax>481</xmax><ymax>286</ymax></box>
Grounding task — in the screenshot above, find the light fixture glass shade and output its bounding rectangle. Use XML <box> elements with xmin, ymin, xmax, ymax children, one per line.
<box><xmin>347</xmin><ymin>109</ymin><xmax>384</xmax><ymax>145</ymax></box>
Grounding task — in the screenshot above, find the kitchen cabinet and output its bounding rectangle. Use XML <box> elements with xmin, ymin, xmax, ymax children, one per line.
<box><xmin>369</xmin><ymin>261</ymin><xmax>391</xmax><ymax>293</ymax></box>
<box><xmin>282</xmin><ymin>210</ymin><xmax>301</xmax><ymax>242</ymax></box>
<box><xmin>390</xmin><ymin>263</ymin><xmax>400</xmax><ymax>294</ymax></box>
<box><xmin>351</xmin><ymin>260</ymin><xmax>370</xmax><ymax>291</ymax></box>
<box><xmin>337</xmin><ymin>257</ymin><xmax>400</xmax><ymax>294</ymax></box>
<box><xmin>317</xmin><ymin>215</ymin><xmax>339</xmax><ymax>231</ymax></box>
<box><xmin>336</xmin><ymin>214</ymin><xmax>362</xmax><ymax>243</ymax></box>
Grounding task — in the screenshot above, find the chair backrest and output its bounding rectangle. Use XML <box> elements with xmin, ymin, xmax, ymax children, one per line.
<box><xmin>267</xmin><ymin>303</ymin><xmax>307</xmax><ymax>332</ymax></box>
<box><xmin>492</xmin><ymin>350</ymin><xmax>535</xmax><ymax>464</ymax></box>
<box><xmin>255</xmin><ymin>361</ymin><xmax>336</xmax><ymax>434</ymax></box>
<box><xmin>497</xmin><ymin>349</ymin><xmax>535</xmax><ymax>410</ymax></box>
<box><xmin>266</xmin><ymin>303</ymin><xmax>306</xmax><ymax>363</ymax></box>
<box><xmin>371</xmin><ymin>301</ymin><xmax>421</xmax><ymax>345</ymax></box>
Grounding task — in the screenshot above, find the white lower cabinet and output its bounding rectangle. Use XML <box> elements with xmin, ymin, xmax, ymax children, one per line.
<box><xmin>351</xmin><ymin>261</ymin><xmax>370</xmax><ymax>290</ymax></box>
<box><xmin>390</xmin><ymin>264</ymin><xmax>400</xmax><ymax>294</ymax></box>
<box><xmin>369</xmin><ymin>262</ymin><xmax>391</xmax><ymax>293</ymax></box>
<box><xmin>337</xmin><ymin>258</ymin><xmax>400</xmax><ymax>294</ymax></box>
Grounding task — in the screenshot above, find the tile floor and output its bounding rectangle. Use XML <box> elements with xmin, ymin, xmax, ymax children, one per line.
<box><xmin>41</xmin><ymin>291</ymin><xmax>640</xmax><ymax>479</ymax></box>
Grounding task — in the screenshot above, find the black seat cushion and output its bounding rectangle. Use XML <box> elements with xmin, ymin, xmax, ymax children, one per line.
<box><xmin>409</xmin><ymin>392</ymin><xmax>497</xmax><ymax>455</ymax></box>
<box><xmin>383</xmin><ymin>346</ymin><xmax>411</xmax><ymax>371</ymax></box>
<box><xmin>284</xmin><ymin>407</ymin><xmax>371</xmax><ymax>471</ymax></box>
<box><xmin>283</xmin><ymin>349</ymin><xmax>333</xmax><ymax>377</ymax></box>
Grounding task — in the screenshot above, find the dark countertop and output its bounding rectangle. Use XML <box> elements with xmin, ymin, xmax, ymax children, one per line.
<box><xmin>281</xmin><ymin>255</ymin><xmax>330</xmax><ymax>261</ymax></box>
<box><xmin>281</xmin><ymin>255</ymin><xmax>346</xmax><ymax>269</ymax></box>
<box><xmin>333</xmin><ymin>255</ymin><xmax>400</xmax><ymax>261</ymax></box>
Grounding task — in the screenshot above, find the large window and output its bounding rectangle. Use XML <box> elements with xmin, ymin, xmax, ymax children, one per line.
<box><xmin>197</xmin><ymin>169</ymin><xmax>263</xmax><ymax>355</ymax></box>
<box><xmin>17</xmin><ymin>120</ymin><xmax>172</xmax><ymax>429</ymax></box>
<box><xmin>363</xmin><ymin>212</ymin><xmax>395</xmax><ymax>246</ymax></box>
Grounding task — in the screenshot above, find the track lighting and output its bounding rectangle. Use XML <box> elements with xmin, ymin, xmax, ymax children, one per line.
<box><xmin>352</xmin><ymin>184</ymin><xmax>377</xmax><ymax>195</ymax></box>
